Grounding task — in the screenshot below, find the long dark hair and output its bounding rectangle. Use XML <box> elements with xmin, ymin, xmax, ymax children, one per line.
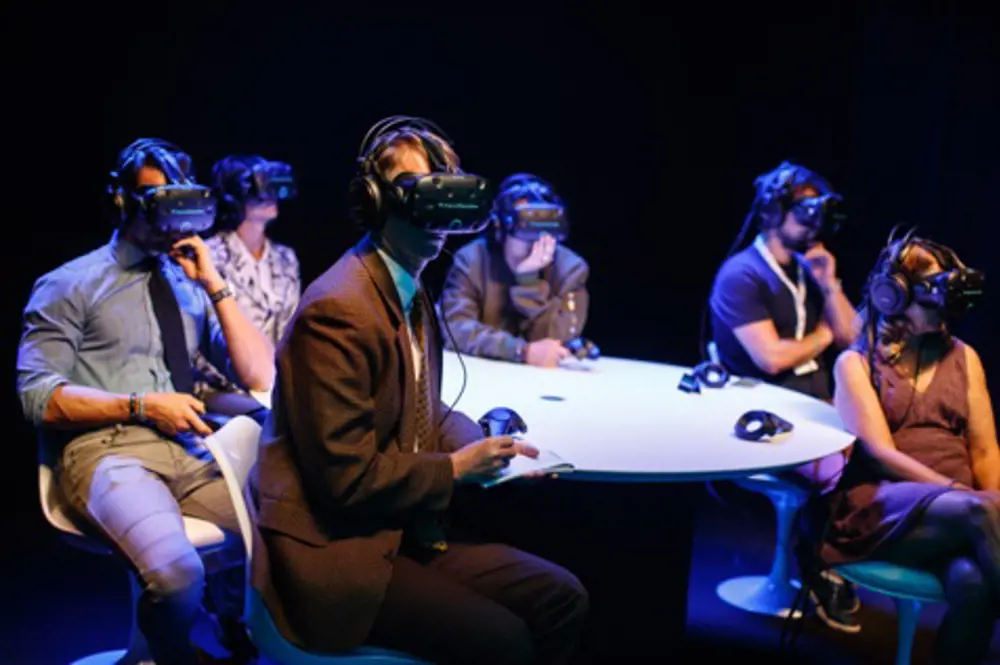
<box><xmin>857</xmin><ymin>235</ymin><xmax>954</xmax><ymax>392</ymax></box>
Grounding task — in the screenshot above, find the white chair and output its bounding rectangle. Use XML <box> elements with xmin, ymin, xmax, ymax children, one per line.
<box><xmin>836</xmin><ymin>562</ymin><xmax>945</xmax><ymax>665</ymax></box>
<box><xmin>39</xmin><ymin>416</ymin><xmax>263</xmax><ymax>665</ymax></box>
<box><xmin>250</xmin><ymin>388</ymin><xmax>273</xmax><ymax>410</ymax></box>
<box><xmin>199</xmin><ymin>413</ymin><xmax>429</xmax><ymax>664</ymax></box>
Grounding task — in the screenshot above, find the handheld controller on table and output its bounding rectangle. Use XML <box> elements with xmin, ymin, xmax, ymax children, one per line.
<box><xmin>678</xmin><ymin>361</ymin><xmax>731</xmax><ymax>394</ymax></box>
<box><xmin>478</xmin><ymin>407</ymin><xmax>529</xmax><ymax>438</ymax></box>
<box><xmin>564</xmin><ymin>337</ymin><xmax>599</xmax><ymax>360</ymax></box>
<box><xmin>734</xmin><ymin>410</ymin><xmax>794</xmax><ymax>441</ymax></box>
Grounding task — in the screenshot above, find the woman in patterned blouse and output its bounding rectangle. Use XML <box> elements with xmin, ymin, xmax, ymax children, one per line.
<box><xmin>194</xmin><ymin>154</ymin><xmax>301</xmax><ymax>399</ymax></box>
<box><xmin>207</xmin><ymin>154</ymin><xmax>301</xmax><ymax>345</ymax></box>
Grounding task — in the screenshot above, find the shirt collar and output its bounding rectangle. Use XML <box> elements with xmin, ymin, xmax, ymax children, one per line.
<box><xmin>111</xmin><ymin>228</ymin><xmax>156</xmax><ymax>269</ymax></box>
<box><xmin>374</xmin><ymin>244</ymin><xmax>419</xmax><ymax>314</ymax></box>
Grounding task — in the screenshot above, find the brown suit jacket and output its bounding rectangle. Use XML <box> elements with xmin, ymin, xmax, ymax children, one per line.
<box><xmin>439</xmin><ymin>237</ymin><xmax>590</xmax><ymax>362</ymax></box>
<box><xmin>249</xmin><ymin>235</ymin><xmax>483</xmax><ymax>652</ymax></box>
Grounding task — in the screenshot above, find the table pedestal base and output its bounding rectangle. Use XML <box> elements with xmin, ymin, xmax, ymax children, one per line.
<box><xmin>716</xmin><ymin>575</ymin><xmax>804</xmax><ymax>619</ymax></box>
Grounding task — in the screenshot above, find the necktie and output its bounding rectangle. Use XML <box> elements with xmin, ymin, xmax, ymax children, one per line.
<box><xmin>146</xmin><ymin>256</ymin><xmax>195</xmax><ymax>394</ymax></box>
<box><xmin>410</xmin><ymin>294</ymin><xmax>433</xmax><ymax>452</ymax></box>
<box><xmin>409</xmin><ymin>292</ymin><xmax>448</xmax><ymax>552</ymax></box>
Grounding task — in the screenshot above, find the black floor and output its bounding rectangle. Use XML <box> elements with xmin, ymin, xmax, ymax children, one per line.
<box><xmin>8</xmin><ymin>482</ymin><xmax>1000</xmax><ymax>665</ymax></box>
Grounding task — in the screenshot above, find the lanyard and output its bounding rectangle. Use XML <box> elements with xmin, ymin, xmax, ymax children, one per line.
<box><xmin>753</xmin><ymin>235</ymin><xmax>818</xmax><ymax>376</ymax></box>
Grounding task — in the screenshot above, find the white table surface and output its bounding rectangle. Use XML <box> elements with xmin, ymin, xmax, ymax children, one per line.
<box><xmin>440</xmin><ymin>352</ymin><xmax>856</xmax><ymax>482</ymax></box>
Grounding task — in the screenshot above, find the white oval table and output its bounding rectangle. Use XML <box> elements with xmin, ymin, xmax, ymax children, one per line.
<box><xmin>441</xmin><ymin>352</ymin><xmax>854</xmax><ymax>482</ymax></box>
<box><xmin>440</xmin><ymin>351</ymin><xmax>855</xmax><ymax>662</ymax></box>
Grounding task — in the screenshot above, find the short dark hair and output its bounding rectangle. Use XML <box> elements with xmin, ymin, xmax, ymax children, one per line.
<box><xmin>488</xmin><ymin>173</ymin><xmax>563</xmax><ymax>245</ymax></box>
<box><xmin>108</xmin><ymin>138</ymin><xmax>195</xmax><ymax>226</ymax></box>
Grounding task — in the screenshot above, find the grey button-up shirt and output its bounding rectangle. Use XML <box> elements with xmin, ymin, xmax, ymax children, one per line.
<box><xmin>17</xmin><ymin>230</ymin><xmax>237</xmax><ymax>431</ymax></box>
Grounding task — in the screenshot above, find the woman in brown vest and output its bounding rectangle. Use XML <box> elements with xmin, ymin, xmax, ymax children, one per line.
<box><xmin>814</xmin><ymin>230</ymin><xmax>995</xmax><ymax>664</ymax></box>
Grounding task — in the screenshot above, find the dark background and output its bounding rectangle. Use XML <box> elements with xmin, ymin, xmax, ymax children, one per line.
<box><xmin>3</xmin><ymin>1</ymin><xmax>999</xmax><ymax>599</ymax></box>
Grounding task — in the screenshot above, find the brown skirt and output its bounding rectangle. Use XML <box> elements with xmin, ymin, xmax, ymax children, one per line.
<box><xmin>817</xmin><ymin>479</ymin><xmax>956</xmax><ymax>566</ymax></box>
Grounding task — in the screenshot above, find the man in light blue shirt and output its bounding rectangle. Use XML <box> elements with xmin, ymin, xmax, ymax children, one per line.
<box><xmin>17</xmin><ymin>138</ymin><xmax>274</xmax><ymax>664</ymax></box>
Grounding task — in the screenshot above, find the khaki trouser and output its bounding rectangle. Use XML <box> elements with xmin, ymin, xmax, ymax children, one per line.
<box><xmin>58</xmin><ymin>424</ymin><xmax>242</xmax><ymax>665</ymax></box>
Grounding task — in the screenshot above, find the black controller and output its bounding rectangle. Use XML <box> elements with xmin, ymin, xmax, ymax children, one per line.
<box><xmin>478</xmin><ymin>407</ymin><xmax>529</xmax><ymax>437</ymax></box>
<box><xmin>564</xmin><ymin>337</ymin><xmax>600</xmax><ymax>360</ymax></box>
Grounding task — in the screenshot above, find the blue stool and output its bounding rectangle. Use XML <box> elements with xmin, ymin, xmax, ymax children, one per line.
<box><xmin>836</xmin><ymin>561</ymin><xmax>945</xmax><ymax>665</ymax></box>
<box><xmin>716</xmin><ymin>473</ymin><xmax>810</xmax><ymax>618</ymax></box>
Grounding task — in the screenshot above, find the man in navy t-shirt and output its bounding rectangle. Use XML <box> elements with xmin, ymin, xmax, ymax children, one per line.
<box><xmin>709</xmin><ymin>161</ymin><xmax>861</xmax><ymax>632</ymax></box>
<box><xmin>710</xmin><ymin>162</ymin><xmax>857</xmax><ymax>399</ymax></box>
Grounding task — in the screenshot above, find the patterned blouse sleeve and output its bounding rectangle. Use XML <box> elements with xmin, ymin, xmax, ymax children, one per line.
<box><xmin>276</xmin><ymin>243</ymin><xmax>301</xmax><ymax>344</ymax></box>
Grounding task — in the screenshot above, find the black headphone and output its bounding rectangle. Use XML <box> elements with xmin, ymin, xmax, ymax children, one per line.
<box><xmin>866</xmin><ymin>227</ymin><xmax>966</xmax><ymax>316</ymax></box>
<box><xmin>478</xmin><ymin>406</ymin><xmax>529</xmax><ymax>438</ymax></box>
<box><xmin>678</xmin><ymin>360</ymin><xmax>731</xmax><ymax>393</ymax></box>
<box><xmin>108</xmin><ymin>138</ymin><xmax>195</xmax><ymax>226</ymax></box>
<box><xmin>752</xmin><ymin>160</ymin><xmax>836</xmax><ymax>230</ymax></box>
<box><xmin>488</xmin><ymin>173</ymin><xmax>564</xmax><ymax>244</ymax></box>
<box><xmin>734</xmin><ymin>410</ymin><xmax>794</xmax><ymax>441</ymax></box>
<box><xmin>347</xmin><ymin>115</ymin><xmax>457</xmax><ymax>231</ymax></box>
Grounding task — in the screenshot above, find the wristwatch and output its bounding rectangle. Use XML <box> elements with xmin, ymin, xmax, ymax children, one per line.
<box><xmin>209</xmin><ymin>282</ymin><xmax>234</xmax><ymax>304</ymax></box>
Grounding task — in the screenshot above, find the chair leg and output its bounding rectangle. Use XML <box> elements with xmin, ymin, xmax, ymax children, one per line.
<box><xmin>716</xmin><ymin>485</ymin><xmax>807</xmax><ymax>618</ymax></box>
<box><xmin>893</xmin><ymin>597</ymin><xmax>922</xmax><ymax>665</ymax></box>
<box><xmin>117</xmin><ymin>573</ymin><xmax>153</xmax><ymax>665</ymax></box>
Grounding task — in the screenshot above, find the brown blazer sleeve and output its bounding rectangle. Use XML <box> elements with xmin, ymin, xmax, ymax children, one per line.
<box><xmin>284</xmin><ymin>297</ymin><xmax>455</xmax><ymax>521</ymax></box>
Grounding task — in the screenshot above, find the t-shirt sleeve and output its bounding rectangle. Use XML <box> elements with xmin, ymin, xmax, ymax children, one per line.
<box><xmin>710</xmin><ymin>261</ymin><xmax>770</xmax><ymax>329</ymax></box>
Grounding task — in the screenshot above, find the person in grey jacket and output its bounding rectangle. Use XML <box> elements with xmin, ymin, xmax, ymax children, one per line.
<box><xmin>439</xmin><ymin>173</ymin><xmax>590</xmax><ymax>368</ymax></box>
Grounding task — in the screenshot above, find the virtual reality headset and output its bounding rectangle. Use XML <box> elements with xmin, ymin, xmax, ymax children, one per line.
<box><xmin>389</xmin><ymin>172</ymin><xmax>492</xmax><ymax>234</ymax></box>
<box><xmin>789</xmin><ymin>192</ymin><xmax>844</xmax><ymax>232</ymax></box>
<box><xmin>507</xmin><ymin>202</ymin><xmax>569</xmax><ymax>242</ymax></box>
<box><xmin>134</xmin><ymin>184</ymin><xmax>217</xmax><ymax>235</ymax></box>
<box><xmin>250</xmin><ymin>161</ymin><xmax>297</xmax><ymax>202</ymax></box>
<box><xmin>912</xmin><ymin>267</ymin><xmax>985</xmax><ymax>315</ymax></box>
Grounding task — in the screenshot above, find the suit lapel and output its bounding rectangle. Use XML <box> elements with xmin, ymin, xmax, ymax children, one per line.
<box><xmin>356</xmin><ymin>235</ymin><xmax>404</xmax><ymax>328</ymax></box>
<box><xmin>355</xmin><ymin>235</ymin><xmax>418</xmax><ymax>452</ymax></box>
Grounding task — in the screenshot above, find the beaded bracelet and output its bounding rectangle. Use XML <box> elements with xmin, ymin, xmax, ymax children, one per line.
<box><xmin>128</xmin><ymin>392</ymin><xmax>147</xmax><ymax>423</ymax></box>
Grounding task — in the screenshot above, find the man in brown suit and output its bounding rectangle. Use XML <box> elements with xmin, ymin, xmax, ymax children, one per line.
<box><xmin>249</xmin><ymin>116</ymin><xmax>589</xmax><ymax>665</ymax></box>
